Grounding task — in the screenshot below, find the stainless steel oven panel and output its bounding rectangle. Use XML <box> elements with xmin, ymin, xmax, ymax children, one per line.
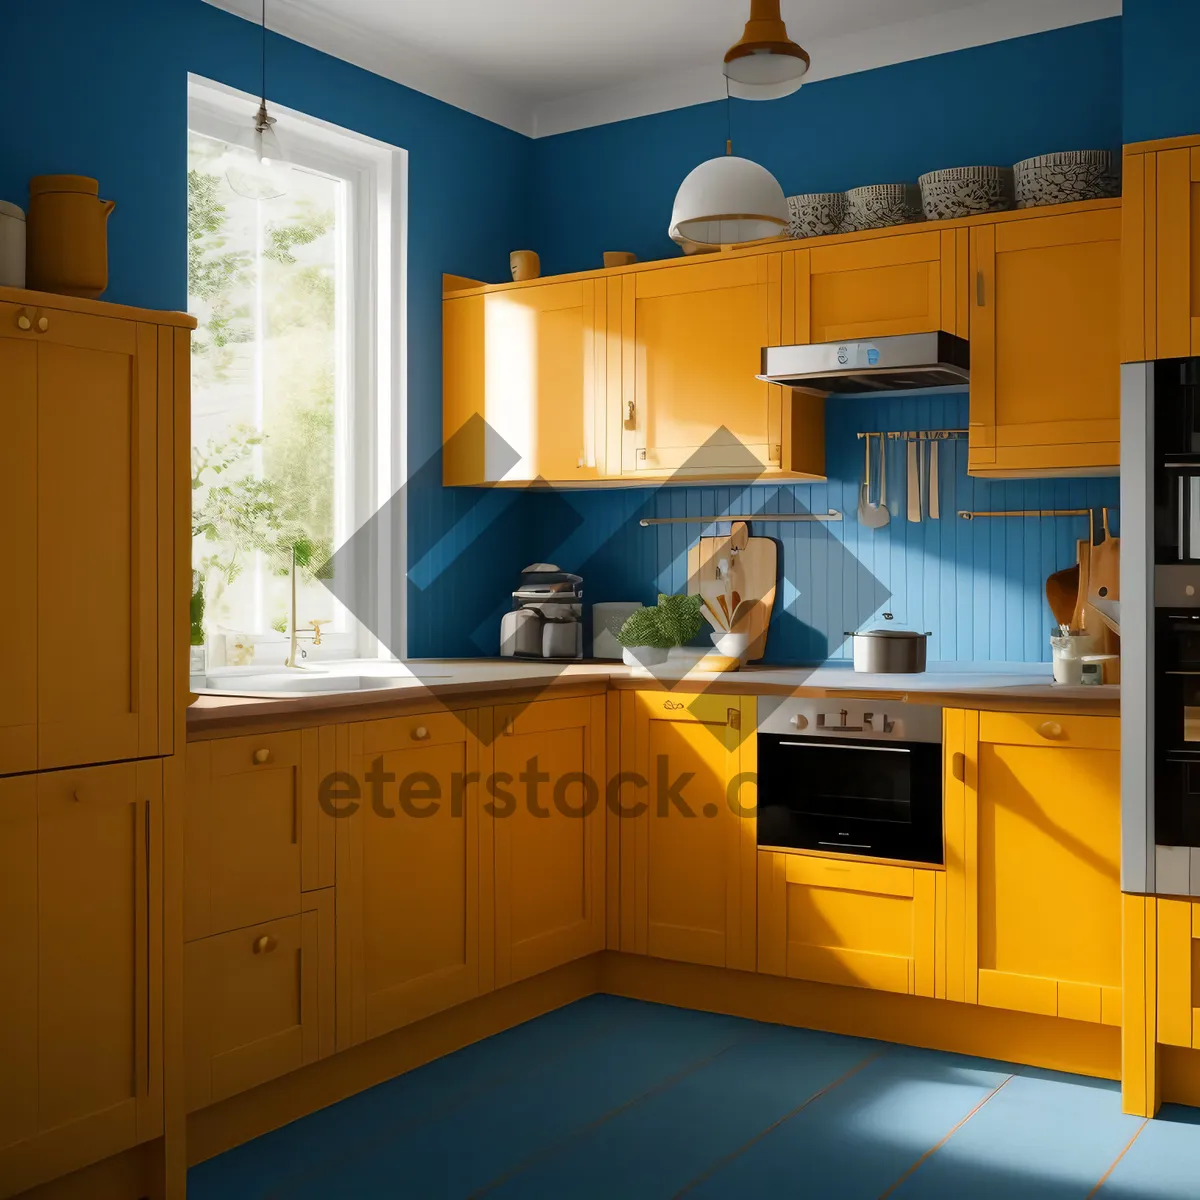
<box><xmin>1156</xmin><ymin>566</ymin><xmax>1200</xmax><ymax>608</ymax></box>
<box><xmin>757</xmin><ymin>696</ymin><xmax>942</xmax><ymax>743</ymax></box>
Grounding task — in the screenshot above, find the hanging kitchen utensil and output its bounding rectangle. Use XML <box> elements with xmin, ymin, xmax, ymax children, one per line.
<box><xmin>929</xmin><ymin>438</ymin><xmax>940</xmax><ymax>519</ymax></box>
<box><xmin>859</xmin><ymin>434</ymin><xmax>890</xmax><ymax>529</ymax></box>
<box><xmin>1088</xmin><ymin>507</ymin><xmax>1120</xmax><ymax>606</ymax></box>
<box><xmin>907</xmin><ymin>441</ymin><xmax>921</xmax><ymax>522</ymax></box>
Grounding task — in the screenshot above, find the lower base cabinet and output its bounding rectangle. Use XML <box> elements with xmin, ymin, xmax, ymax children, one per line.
<box><xmin>185</xmin><ymin>889</ymin><xmax>334</xmax><ymax>1112</ymax></box>
<box><xmin>0</xmin><ymin>763</ymin><xmax>163</xmax><ymax>1197</ymax></box>
<box><xmin>758</xmin><ymin>852</ymin><xmax>940</xmax><ymax>997</ymax></box>
<box><xmin>945</xmin><ymin>709</ymin><xmax>1122</xmax><ymax>1024</ymax></box>
<box><xmin>1157</xmin><ymin>899</ymin><xmax>1200</xmax><ymax>1048</ymax></box>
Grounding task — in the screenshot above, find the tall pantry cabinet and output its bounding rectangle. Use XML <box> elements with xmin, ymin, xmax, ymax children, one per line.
<box><xmin>0</xmin><ymin>287</ymin><xmax>193</xmax><ymax>1198</ymax></box>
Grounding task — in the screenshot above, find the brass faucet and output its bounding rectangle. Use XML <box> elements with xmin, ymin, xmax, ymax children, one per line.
<box><xmin>283</xmin><ymin>546</ymin><xmax>330</xmax><ymax>669</ymax></box>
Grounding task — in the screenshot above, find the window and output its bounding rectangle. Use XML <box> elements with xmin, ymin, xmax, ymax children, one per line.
<box><xmin>187</xmin><ymin>78</ymin><xmax>406</xmax><ymax>662</ymax></box>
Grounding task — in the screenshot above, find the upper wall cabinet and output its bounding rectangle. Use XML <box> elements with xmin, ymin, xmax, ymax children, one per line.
<box><xmin>968</xmin><ymin>205</ymin><xmax>1121</xmax><ymax>477</ymax></box>
<box><xmin>0</xmin><ymin>293</ymin><xmax>187</xmax><ymax>775</ymax></box>
<box><xmin>443</xmin><ymin>279</ymin><xmax>611</xmax><ymax>484</ymax></box>
<box><xmin>1123</xmin><ymin>138</ymin><xmax>1200</xmax><ymax>362</ymax></box>
<box><xmin>790</xmin><ymin>228</ymin><xmax>968</xmax><ymax>345</ymax></box>
<box><xmin>618</xmin><ymin>255</ymin><xmax>823</xmax><ymax>480</ymax></box>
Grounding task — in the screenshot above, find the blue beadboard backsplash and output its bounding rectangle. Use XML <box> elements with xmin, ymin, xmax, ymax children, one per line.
<box><xmin>536</xmin><ymin>393</ymin><xmax>1120</xmax><ymax>666</ymax></box>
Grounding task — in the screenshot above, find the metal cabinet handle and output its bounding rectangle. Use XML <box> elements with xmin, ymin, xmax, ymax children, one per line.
<box><xmin>253</xmin><ymin>747</ymin><xmax>272</xmax><ymax>764</ymax></box>
<box><xmin>951</xmin><ymin>751</ymin><xmax>966</xmax><ymax>782</ymax></box>
<box><xmin>1038</xmin><ymin>721</ymin><xmax>1064</xmax><ymax>740</ymax></box>
<box><xmin>412</xmin><ymin>726</ymin><xmax>430</xmax><ymax>741</ymax></box>
<box><xmin>976</xmin><ymin>271</ymin><xmax>985</xmax><ymax>307</ymax></box>
<box><xmin>253</xmin><ymin>934</ymin><xmax>278</xmax><ymax>954</ymax></box>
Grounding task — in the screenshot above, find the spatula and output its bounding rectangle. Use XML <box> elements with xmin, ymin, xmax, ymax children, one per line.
<box><xmin>929</xmin><ymin>438</ymin><xmax>940</xmax><ymax>520</ymax></box>
<box><xmin>907</xmin><ymin>441</ymin><xmax>921</xmax><ymax>523</ymax></box>
<box><xmin>859</xmin><ymin>434</ymin><xmax>890</xmax><ymax>529</ymax></box>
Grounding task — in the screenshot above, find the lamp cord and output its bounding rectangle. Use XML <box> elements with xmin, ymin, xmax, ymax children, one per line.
<box><xmin>725</xmin><ymin>76</ymin><xmax>732</xmax><ymax>155</ymax></box>
<box><xmin>261</xmin><ymin>0</ymin><xmax>267</xmax><ymax>103</ymax></box>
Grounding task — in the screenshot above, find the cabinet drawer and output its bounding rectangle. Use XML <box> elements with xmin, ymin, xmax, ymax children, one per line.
<box><xmin>359</xmin><ymin>709</ymin><xmax>471</xmax><ymax>755</ymax></box>
<box><xmin>184</xmin><ymin>890</ymin><xmax>333</xmax><ymax>1112</ymax></box>
<box><xmin>783</xmin><ymin>853</ymin><xmax>915</xmax><ymax>898</ymax></box>
<box><xmin>978</xmin><ymin>712</ymin><xmax>1119</xmax><ymax>752</ymax></box>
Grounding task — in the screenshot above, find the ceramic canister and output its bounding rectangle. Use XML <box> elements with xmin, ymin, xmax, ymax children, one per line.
<box><xmin>0</xmin><ymin>201</ymin><xmax>26</xmax><ymax>288</ymax></box>
<box><xmin>26</xmin><ymin>175</ymin><xmax>115</xmax><ymax>298</ymax></box>
<box><xmin>510</xmin><ymin>250</ymin><xmax>540</xmax><ymax>281</ymax></box>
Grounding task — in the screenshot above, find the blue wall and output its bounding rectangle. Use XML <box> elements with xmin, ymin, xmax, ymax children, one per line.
<box><xmin>0</xmin><ymin>0</ymin><xmax>537</xmax><ymax>657</ymax></box>
<box><xmin>535</xmin><ymin>397</ymin><xmax>1119</xmax><ymax>666</ymax></box>
<box><xmin>1123</xmin><ymin>0</ymin><xmax>1200</xmax><ymax>143</ymax></box>
<box><xmin>530</xmin><ymin>19</ymin><xmax>1123</xmax><ymax>278</ymax></box>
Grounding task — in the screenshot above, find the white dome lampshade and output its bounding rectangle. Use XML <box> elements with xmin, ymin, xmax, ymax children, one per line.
<box><xmin>724</xmin><ymin>0</ymin><xmax>810</xmax><ymax>101</ymax></box>
<box><xmin>669</xmin><ymin>152</ymin><xmax>789</xmax><ymax>247</ymax></box>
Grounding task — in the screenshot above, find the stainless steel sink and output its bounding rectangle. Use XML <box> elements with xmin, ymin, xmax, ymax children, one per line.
<box><xmin>194</xmin><ymin>668</ymin><xmax>452</xmax><ymax>695</ymax></box>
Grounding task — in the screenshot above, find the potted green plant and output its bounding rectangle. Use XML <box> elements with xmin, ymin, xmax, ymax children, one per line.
<box><xmin>616</xmin><ymin>594</ymin><xmax>703</xmax><ymax>668</ymax></box>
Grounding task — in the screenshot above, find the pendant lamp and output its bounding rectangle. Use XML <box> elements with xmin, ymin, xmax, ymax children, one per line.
<box><xmin>253</xmin><ymin>0</ymin><xmax>286</xmax><ymax>165</ymax></box>
<box><xmin>724</xmin><ymin>0</ymin><xmax>810</xmax><ymax>101</ymax></box>
<box><xmin>669</xmin><ymin>139</ymin><xmax>788</xmax><ymax>248</ymax></box>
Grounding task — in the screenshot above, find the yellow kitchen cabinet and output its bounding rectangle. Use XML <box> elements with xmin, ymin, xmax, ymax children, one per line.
<box><xmin>337</xmin><ymin>709</ymin><xmax>489</xmax><ymax>1048</ymax></box>
<box><xmin>489</xmin><ymin>695</ymin><xmax>606</xmax><ymax>987</ymax></box>
<box><xmin>968</xmin><ymin>204</ymin><xmax>1121</xmax><ymax>476</ymax></box>
<box><xmin>1123</xmin><ymin>137</ymin><xmax>1200</xmax><ymax>361</ymax></box>
<box><xmin>758</xmin><ymin>852</ymin><xmax>940</xmax><ymax>996</ymax></box>
<box><xmin>443</xmin><ymin>278</ymin><xmax>610</xmax><ymax>484</ymax></box>
<box><xmin>184</xmin><ymin>888</ymin><xmax>334</xmax><ymax>1112</ymax></box>
<box><xmin>184</xmin><ymin>728</ymin><xmax>334</xmax><ymax>941</ymax></box>
<box><xmin>1156</xmin><ymin>898</ymin><xmax>1200</xmax><ymax>1048</ymax></box>
<box><xmin>0</xmin><ymin>762</ymin><xmax>162</xmax><ymax>1197</ymax></box>
<box><xmin>619</xmin><ymin>255</ymin><xmax>824</xmax><ymax>480</ymax></box>
<box><xmin>790</xmin><ymin>227</ymin><xmax>968</xmax><ymax>345</ymax></box>
<box><xmin>619</xmin><ymin>692</ymin><xmax>756</xmax><ymax>971</ymax></box>
<box><xmin>945</xmin><ymin>709</ymin><xmax>1122</xmax><ymax>1024</ymax></box>
<box><xmin>0</xmin><ymin>293</ymin><xmax>185</xmax><ymax>774</ymax></box>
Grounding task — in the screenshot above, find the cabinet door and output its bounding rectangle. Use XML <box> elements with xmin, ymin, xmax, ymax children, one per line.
<box><xmin>36</xmin><ymin>310</ymin><xmax>159</xmax><ymax>768</ymax></box>
<box><xmin>443</xmin><ymin>279</ymin><xmax>606</xmax><ymax>484</ymax></box>
<box><xmin>792</xmin><ymin>228</ymin><xmax>967</xmax><ymax>345</ymax></box>
<box><xmin>621</xmin><ymin>255</ymin><xmax>783</xmax><ymax>476</ymax></box>
<box><xmin>1157</xmin><ymin>898</ymin><xmax>1200</xmax><ymax>1048</ymax></box>
<box><xmin>185</xmin><ymin>729</ymin><xmax>330</xmax><ymax>941</ymax></box>
<box><xmin>0</xmin><ymin>762</ymin><xmax>162</xmax><ymax>1195</ymax></box>
<box><xmin>619</xmin><ymin>693</ymin><xmax>755</xmax><ymax>970</ymax></box>
<box><xmin>969</xmin><ymin>208</ymin><xmax>1121</xmax><ymax>476</ymax></box>
<box><xmin>491</xmin><ymin>695</ymin><xmax>606</xmax><ymax>987</ymax></box>
<box><xmin>0</xmin><ymin>328</ymin><xmax>37</xmax><ymax>776</ymax></box>
<box><xmin>758</xmin><ymin>852</ymin><xmax>939</xmax><ymax>997</ymax></box>
<box><xmin>945</xmin><ymin>709</ymin><xmax>1122</xmax><ymax>1024</ymax></box>
<box><xmin>339</xmin><ymin>710</ymin><xmax>486</xmax><ymax>1046</ymax></box>
<box><xmin>185</xmin><ymin>889</ymin><xmax>334</xmax><ymax>1112</ymax></box>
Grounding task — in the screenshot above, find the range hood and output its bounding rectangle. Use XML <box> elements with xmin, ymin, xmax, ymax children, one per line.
<box><xmin>759</xmin><ymin>332</ymin><xmax>969</xmax><ymax>394</ymax></box>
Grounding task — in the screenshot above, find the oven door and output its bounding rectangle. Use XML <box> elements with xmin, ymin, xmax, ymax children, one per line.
<box><xmin>756</xmin><ymin>733</ymin><xmax>943</xmax><ymax>865</ymax></box>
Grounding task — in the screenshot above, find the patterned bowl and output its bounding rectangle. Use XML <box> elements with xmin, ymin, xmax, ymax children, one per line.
<box><xmin>1013</xmin><ymin>151</ymin><xmax>1120</xmax><ymax>209</ymax></box>
<box><xmin>840</xmin><ymin>183</ymin><xmax>923</xmax><ymax>232</ymax></box>
<box><xmin>786</xmin><ymin>192</ymin><xmax>847</xmax><ymax>239</ymax></box>
<box><xmin>918</xmin><ymin>166</ymin><xmax>1014</xmax><ymax>220</ymax></box>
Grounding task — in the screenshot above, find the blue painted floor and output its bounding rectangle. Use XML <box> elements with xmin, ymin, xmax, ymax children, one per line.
<box><xmin>189</xmin><ymin>995</ymin><xmax>1200</xmax><ymax>1199</ymax></box>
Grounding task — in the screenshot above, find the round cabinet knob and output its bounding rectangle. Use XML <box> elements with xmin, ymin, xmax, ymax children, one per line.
<box><xmin>412</xmin><ymin>726</ymin><xmax>430</xmax><ymax>741</ymax></box>
<box><xmin>790</xmin><ymin>714</ymin><xmax>809</xmax><ymax>730</ymax></box>
<box><xmin>252</xmin><ymin>747</ymin><xmax>271</xmax><ymax>764</ymax></box>
<box><xmin>1038</xmin><ymin>721</ymin><xmax>1064</xmax><ymax>740</ymax></box>
<box><xmin>253</xmin><ymin>935</ymin><xmax>278</xmax><ymax>954</ymax></box>
<box><xmin>1188</xmin><ymin>585</ymin><xmax>1196</xmax><ymax>598</ymax></box>
<box><xmin>16</xmin><ymin>312</ymin><xmax>31</xmax><ymax>331</ymax></box>
<box><xmin>36</xmin><ymin>316</ymin><xmax>48</xmax><ymax>333</ymax></box>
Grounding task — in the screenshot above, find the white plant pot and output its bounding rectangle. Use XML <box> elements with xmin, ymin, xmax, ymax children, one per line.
<box><xmin>622</xmin><ymin>645</ymin><xmax>669</xmax><ymax>668</ymax></box>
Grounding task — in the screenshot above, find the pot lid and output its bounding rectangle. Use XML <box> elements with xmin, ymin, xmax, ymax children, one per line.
<box><xmin>0</xmin><ymin>200</ymin><xmax>25</xmax><ymax>221</ymax></box>
<box><xmin>852</xmin><ymin>629</ymin><xmax>929</xmax><ymax>640</ymax></box>
<box><xmin>29</xmin><ymin>174</ymin><xmax>99</xmax><ymax>196</ymax></box>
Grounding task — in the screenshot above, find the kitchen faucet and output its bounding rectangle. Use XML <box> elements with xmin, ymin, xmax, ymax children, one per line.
<box><xmin>283</xmin><ymin>544</ymin><xmax>328</xmax><ymax>669</ymax></box>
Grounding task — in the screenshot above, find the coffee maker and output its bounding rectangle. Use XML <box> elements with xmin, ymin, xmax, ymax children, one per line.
<box><xmin>499</xmin><ymin>564</ymin><xmax>584</xmax><ymax>660</ymax></box>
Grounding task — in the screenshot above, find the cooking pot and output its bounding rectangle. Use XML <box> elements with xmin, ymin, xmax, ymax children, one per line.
<box><xmin>844</xmin><ymin>617</ymin><xmax>931</xmax><ymax>673</ymax></box>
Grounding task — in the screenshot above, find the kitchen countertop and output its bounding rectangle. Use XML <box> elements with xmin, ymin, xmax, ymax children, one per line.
<box><xmin>186</xmin><ymin>659</ymin><xmax>1119</xmax><ymax>737</ymax></box>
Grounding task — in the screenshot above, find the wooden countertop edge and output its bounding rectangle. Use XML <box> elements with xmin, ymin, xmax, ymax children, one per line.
<box><xmin>0</xmin><ymin>284</ymin><xmax>197</xmax><ymax>328</ymax></box>
<box><xmin>186</xmin><ymin>673</ymin><xmax>1118</xmax><ymax>738</ymax></box>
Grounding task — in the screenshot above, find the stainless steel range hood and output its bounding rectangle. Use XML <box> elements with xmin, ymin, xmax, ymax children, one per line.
<box><xmin>759</xmin><ymin>332</ymin><xmax>970</xmax><ymax>394</ymax></box>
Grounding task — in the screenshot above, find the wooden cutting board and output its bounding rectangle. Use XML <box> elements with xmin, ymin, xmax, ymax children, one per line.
<box><xmin>687</xmin><ymin>521</ymin><xmax>777</xmax><ymax>661</ymax></box>
<box><xmin>1087</xmin><ymin>508</ymin><xmax>1120</xmax><ymax>608</ymax></box>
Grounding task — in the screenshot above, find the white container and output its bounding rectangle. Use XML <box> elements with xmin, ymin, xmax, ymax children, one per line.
<box><xmin>622</xmin><ymin>645</ymin><xmax>668</xmax><ymax>669</ymax></box>
<box><xmin>0</xmin><ymin>201</ymin><xmax>26</xmax><ymax>288</ymax></box>
<box><xmin>592</xmin><ymin>602</ymin><xmax>643</xmax><ymax>660</ymax></box>
<box><xmin>1051</xmin><ymin>634</ymin><xmax>1088</xmax><ymax>686</ymax></box>
<box><xmin>711</xmin><ymin>630</ymin><xmax>751</xmax><ymax>659</ymax></box>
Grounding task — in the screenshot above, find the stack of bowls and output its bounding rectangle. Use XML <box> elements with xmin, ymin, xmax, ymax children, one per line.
<box><xmin>1012</xmin><ymin>150</ymin><xmax>1119</xmax><ymax>209</ymax></box>
<box><xmin>840</xmin><ymin>184</ymin><xmax>923</xmax><ymax>233</ymax></box>
<box><xmin>918</xmin><ymin>166</ymin><xmax>1013</xmax><ymax>220</ymax></box>
<box><xmin>786</xmin><ymin>192</ymin><xmax>847</xmax><ymax>239</ymax></box>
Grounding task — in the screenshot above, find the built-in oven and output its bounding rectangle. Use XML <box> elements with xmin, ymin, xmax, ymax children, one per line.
<box><xmin>1155</xmin><ymin>591</ymin><xmax>1200</xmax><ymax>847</ymax></box>
<box><xmin>756</xmin><ymin>697</ymin><xmax>943</xmax><ymax>865</ymax></box>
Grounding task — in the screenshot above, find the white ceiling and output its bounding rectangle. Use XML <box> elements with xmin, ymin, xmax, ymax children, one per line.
<box><xmin>207</xmin><ymin>0</ymin><xmax>1121</xmax><ymax>137</ymax></box>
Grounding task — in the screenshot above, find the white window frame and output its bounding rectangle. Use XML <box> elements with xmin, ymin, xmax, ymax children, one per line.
<box><xmin>187</xmin><ymin>74</ymin><xmax>408</xmax><ymax>660</ymax></box>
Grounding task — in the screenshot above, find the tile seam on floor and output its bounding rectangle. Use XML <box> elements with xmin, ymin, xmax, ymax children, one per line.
<box><xmin>1085</xmin><ymin>1117</ymin><xmax>1151</xmax><ymax>1199</ymax></box>
<box><xmin>258</xmin><ymin>1009</ymin><xmax>637</xmax><ymax>1200</ymax></box>
<box><xmin>670</xmin><ymin>1048</ymin><xmax>888</xmax><ymax>1199</ymax></box>
<box><xmin>465</xmin><ymin>1025</ymin><xmax>767</xmax><ymax>1199</ymax></box>
<box><xmin>875</xmin><ymin>1071</ymin><xmax>1016</xmax><ymax>1199</ymax></box>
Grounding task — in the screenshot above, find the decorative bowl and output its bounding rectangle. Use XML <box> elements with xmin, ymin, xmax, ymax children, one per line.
<box><xmin>840</xmin><ymin>183</ymin><xmax>923</xmax><ymax>232</ymax></box>
<box><xmin>918</xmin><ymin>166</ymin><xmax>1014</xmax><ymax>220</ymax></box>
<box><xmin>786</xmin><ymin>192</ymin><xmax>847</xmax><ymax>239</ymax></box>
<box><xmin>1013</xmin><ymin>151</ymin><xmax>1120</xmax><ymax>209</ymax></box>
